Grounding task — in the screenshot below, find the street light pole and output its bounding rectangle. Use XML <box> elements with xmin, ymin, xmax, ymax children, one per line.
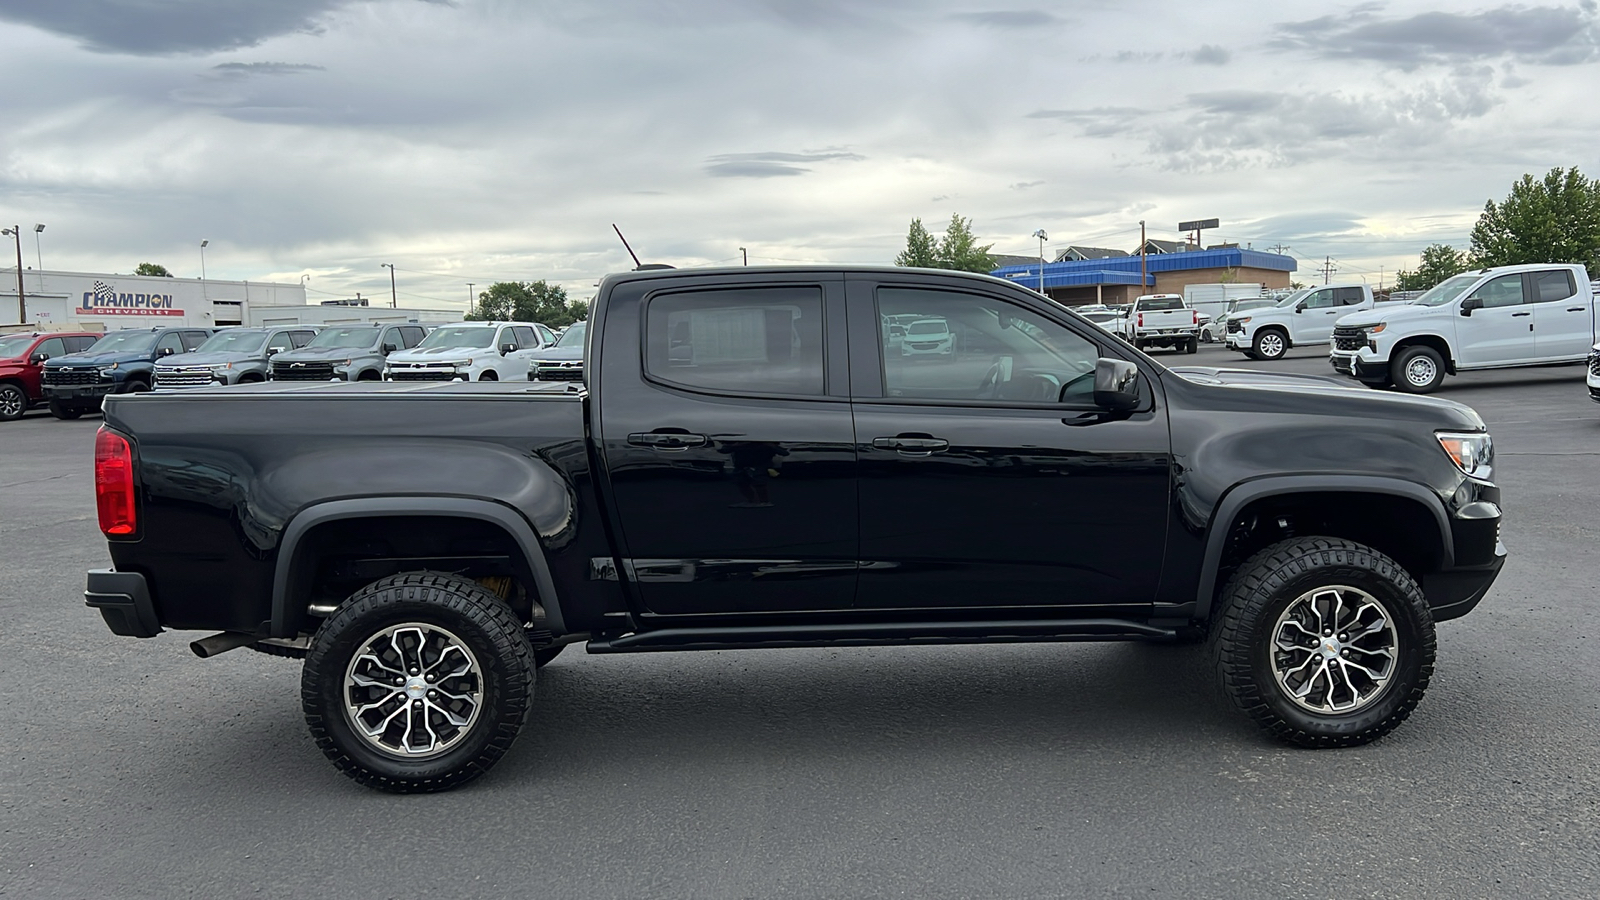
<box><xmin>381</xmin><ymin>263</ymin><xmax>397</xmax><ymax>308</ymax></box>
<box><xmin>739</xmin><ymin>247</ymin><xmax>748</xmax><ymax>266</ymax></box>
<box><xmin>1031</xmin><ymin>229</ymin><xmax>1048</xmax><ymax>295</ymax></box>
<box><xmin>199</xmin><ymin>240</ymin><xmax>208</xmax><ymax>279</ymax></box>
<box><xmin>466</xmin><ymin>282</ymin><xmax>475</xmax><ymax>309</ymax></box>
<box><xmin>33</xmin><ymin>224</ymin><xmax>44</xmax><ymax>271</ymax></box>
<box><xmin>2</xmin><ymin>227</ymin><xmax>24</xmax><ymax>323</ymax></box>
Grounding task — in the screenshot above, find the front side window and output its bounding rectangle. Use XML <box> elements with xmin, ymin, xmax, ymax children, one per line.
<box><xmin>1303</xmin><ymin>289</ymin><xmax>1336</xmax><ymax>309</ymax></box>
<box><xmin>645</xmin><ymin>287</ymin><xmax>825</xmax><ymax>396</ymax></box>
<box><xmin>267</xmin><ymin>332</ymin><xmax>295</xmax><ymax>352</ymax></box>
<box><xmin>35</xmin><ymin>337</ymin><xmax>66</xmax><ymax>360</ymax></box>
<box><xmin>1531</xmin><ymin>270</ymin><xmax>1577</xmax><ymax>303</ymax></box>
<box><xmin>877</xmin><ymin>288</ymin><xmax>1100</xmax><ymax>404</ymax></box>
<box><xmin>155</xmin><ymin>333</ymin><xmax>185</xmax><ymax>356</ymax></box>
<box><xmin>1468</xmin><ymin>274</ymin><xmax>1526</xmax><ymax>308</ymax></box>
<box><xmin>290</xmin><ymin>330</ymin><xmax>315</xmax><ymax>348</ymax></box>
<box><xmin>181</xmin><ymin>331</ymin><xmax>209</xmax><ymax>351</ymax></box>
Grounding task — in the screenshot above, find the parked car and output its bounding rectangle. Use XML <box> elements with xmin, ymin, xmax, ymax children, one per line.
<box><xmin>900</xmin><ymin>317</ymin><xmax>955</xmax><ymax>356</ymax></box>
<box><xmin>0</xmin><ymin>331</ymin><xmax>101</xmax><ymax>421</ymax></box>
<box><xmin>1078</xmin><ymin>310</ymin><xmax>1124</xmax><ymax>332</ymax></box>
<box><xmin>1122</xmin><ymin>294</ymin><xmax>1199</xmax><ymax>353</ymax></box>
<box><xmin>1226</xmin><ymin>283</ymin><xmax>1408</xmax><ymax>361</ymax></box>
<box><xmin>385</xmin><ymin>322</ymin><xmax>550</xmax><ymax>382</ymax></box>
<box><xmin>529</xmin><ymin>320</ymin><xmax>587</xmax><ymax>381</ymax></box>
<box><xmin>1330</xmin><ymin>263</ymin><xmax>1595</xmax><ymax>393</ymax></box>
<box><xmin>269</xmin><ymin>323</ymin><xmax>428</xmax><ymax>382</ymax></box>
<box><xmin>40</xmin><ymin>326</ymin><xmax>213</xmax><ymax>419</ymax></box>
<box><xmin>86</xmin><ymin>265</ymin><xmax>1504</xmax><ymax>792</ymax></box>
<box><xmin>1202</xmin><ymin>297</ymin><xmax>1277</xmax><ymax>343</ymax></box>
<box><xmin>154</xmin><ymin>326</ymin><xmax>318</xmax><ymax>389</ymax></box>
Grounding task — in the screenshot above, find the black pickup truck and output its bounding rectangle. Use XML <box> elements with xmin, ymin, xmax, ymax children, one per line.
<box><xmin>86</xmin><ymin>266</ymin><xmax>1505</xmax><ymax>792</ymax></box>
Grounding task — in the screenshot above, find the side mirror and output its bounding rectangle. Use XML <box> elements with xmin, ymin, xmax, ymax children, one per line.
<box><xmin>1091</xmin><ymin>358</ymin><xmax>1140</xmax><ymax>411</ymax></box>
<box><xmin>29</xmin><ymin>353</ymin><xmax>47</xmax><ymax>364</ymax></box>
<box><xmin>1294</xmin><ymin>302</ymin><xmax>1307</xmax><ymax>312</ymax></box>
<box><xmin>266</xmin><ymin>347</ymin><xmax>280</xmax><ymax>356</ymax></box>
<box><xmin>500</xmin><ymin>343</ymin><xmax>517</xmax><ymax>355</ymax></box>
<box><xmin>158</xmin><ymin>347</ymin><xmax>176</xmax><ymax>357</ymax></box>
<box><xmin>1460</xmin><ymin>297</ymin><xmax>1482</xmax><ymax>316</ymax></box>
<box><xmin>382</xmin><ymin>343</ymin><xmax>398</xmax><ymax>354</ymax></box>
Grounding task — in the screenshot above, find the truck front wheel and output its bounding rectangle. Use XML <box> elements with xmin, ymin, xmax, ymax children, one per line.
<box><xmin>1391</xmin><ymin>346</ymin><xmax>1445</xmax><ymax>393</ymax></box>
<box><xmin>1208</xmin><ymin>537</ymin><xmax>1435</xmax><ymax>748</ymax></box>
<box><xmin>301</xmin><ymin>571</ymin><xmax>535</xmax><ymax>793</ymax></box>
<box><xmin>1252</xmin><ymin>329</ymin><xmax>1288</xmax><ymax>360</ymax></box>
<box><xmin>47</xmin><ymin>401</ymin><xmax>82</xmax><ymax>420</ymax></box>
<box><xmin>0</xmin><ymin>383</ymin><xmax>27</xmax><ymax>421</ymax></box>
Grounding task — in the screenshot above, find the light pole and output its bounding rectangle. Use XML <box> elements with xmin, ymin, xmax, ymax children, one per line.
<box><xmin>199</xmin><ymin>240</ymin><xmax>208</xmax><ymax>278</ymax></box>
<box><xmin>33</xmin><ymin>224</ymin><xmax>44</xmax><ymax>271</ymax></box>
<box><xmin>381</xmin><ymin>263</ymin><xmax>397</xmax><ymax>308</ymax></box>
<box><xmin>1</xmin><ymin>227</ymin><xmax>24</xmax><ymax>323</ymax></box>
<box><xmin>1031</xmin><ymin>229</ymin><xmax>1048</xmax><ymax>295</ymax></box>
<box><xmin>466</xmin><ymin>282</ymin><xmax>475</xmax><ymax>310</ymax></box>
<box><xmin>739</xmin><ymin>247</ymin><xmax>748</xmax><ymax>266</ymax></box>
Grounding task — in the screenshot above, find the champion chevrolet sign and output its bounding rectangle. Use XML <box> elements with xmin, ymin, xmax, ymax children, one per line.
<box><xmin>76</xmin><ymin>279</ymin><xmax>184</xmax><ymax>317</ymax></box>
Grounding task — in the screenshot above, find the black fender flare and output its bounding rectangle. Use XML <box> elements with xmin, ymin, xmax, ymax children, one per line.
<box><xmin>1193</xmin><ymin>475</ymin><xmax>1455</xmax><ymax>620</ymax></box>
<box><xmin>270</xmin><ymin>496</ymin><xmax>565</xmax><ymax>637</ymax></box>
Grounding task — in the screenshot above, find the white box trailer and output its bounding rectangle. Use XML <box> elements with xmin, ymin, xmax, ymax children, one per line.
<box><xmin>1183</xmin><ymin>282</ymin><xmax>1264</xmax><ymax>323</ymax></box>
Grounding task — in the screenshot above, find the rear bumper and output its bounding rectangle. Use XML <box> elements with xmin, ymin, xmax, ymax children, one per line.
<box><xmin>85</xmin><ymin>568</ymin><xmax>162</xmax><ymax>638</ymax></box>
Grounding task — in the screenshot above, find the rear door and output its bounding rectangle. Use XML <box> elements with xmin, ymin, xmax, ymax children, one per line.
<box><xmin>595</xmin><ymin>276</ymin><xmax>858</xmax><ymax>615</ymax></box>
<box><xmin>1528</xmin><ymin>269</ymin><xmax>1591</xmax><ymax>360</ymax></box>
<box><xmin>848</xmin><ymin>276</ymin><xmax>1171</xmax><ymax>613</ymax></box>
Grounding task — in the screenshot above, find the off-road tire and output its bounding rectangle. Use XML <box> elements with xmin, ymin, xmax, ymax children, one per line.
<box><xmin>1207</xmin><ymin>537</ymin><xmax>1435</xmax><ymax>748</ymax></box>
<box><xmin>302</xmin><ymin>571</ymin><xmax>535</xmax><ymax>793</ymax></box>
<box><xmin>1391</xmin><ymin>345</ymin><xmax>1446</xmax><ymax>394</ymax></box>
<box><xmin>1252</xmin><ymin>328</ymin><xmax>1289</xmax><ymax>361</ymax></box>
<box><xmin>48</xmin><ymin>401</ymin><xmax>83</xmax><ymax>420</ymax></box>
<box><xmin>0</xmin><ymin>383</ymin><xmax>27</xmax><ymax>421</ymax></box>
<box><xmin>532</xmin><ymin>644</ymin><xmax>566</xmax><ymax>668</ymax></box>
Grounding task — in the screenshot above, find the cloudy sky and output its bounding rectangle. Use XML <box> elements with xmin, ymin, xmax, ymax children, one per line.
<box><xmin>2</xmin><ymin>0</ymin><xmax>1598</xmax><ymax>310</ymax></box>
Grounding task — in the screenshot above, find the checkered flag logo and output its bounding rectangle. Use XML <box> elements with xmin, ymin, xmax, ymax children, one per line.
<box><xmin>92</xmin><ymin>280</ymin><xmax>117</xmax><ymax>305</ymax></box>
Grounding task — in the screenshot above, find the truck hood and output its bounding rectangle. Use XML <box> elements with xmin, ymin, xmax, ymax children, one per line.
<box><xmin>1164</xmin><ymin>364</ymin><xmax>1484</xmax><ymax>429</ymax></box>
<box><xmin>1336</xmin><ymin>302</ymin><xmax>1445</xmax><ymax>329</ymax></box>
<box><xmin>1166</xmin><ymin>366</ymin><xmax>1354</xmax><ymax>390</ymax></box>
<box><xmin>43</xmin><ymin>351</ymin><xmax>151</xmax><ymax>368</ymax></box>
<box><xmin>156</xmin><ymin>350</ymin><xmax>256</xmax><ymax>367</ymax></box>
<box><xmin>387</xmin><ymin>346</ymin><xmax>497</xmax><ymax>364</ymax></box>
<box><xmin>271</xmin><ymin>347</ymin><xmax>378</xmax><ymax>362</ymax></box>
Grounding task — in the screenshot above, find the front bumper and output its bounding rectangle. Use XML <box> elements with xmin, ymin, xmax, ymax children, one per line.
<box><xmin>42</xmin><ymin>382</ymin><xmax>114</xmax><ymax>404</ymax></box>
<box><xmin>85</xmin><ymin>568</ymin><xmax>162</xmax><ymax>637</ymax></box>
<box><xmin>1329</xmin><ymin>349</ymin><xmax>1390</xmax><ymax>382</ymax></box>
<box><xmin>1586</xmin><ymin>354</ymin><xmax>1600</xmax><ymax>402</ymax></box>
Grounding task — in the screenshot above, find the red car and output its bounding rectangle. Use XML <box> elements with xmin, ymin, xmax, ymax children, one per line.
<box><xmin>0</xmin><ymin>331</ymin><xmax>102</xmax><ymax>421</ymax></box>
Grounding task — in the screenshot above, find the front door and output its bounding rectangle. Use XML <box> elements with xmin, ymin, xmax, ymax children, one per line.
<box><xmin>1295</xmin><ymin>287</ymin><xmax>1344</xmax><ymax>344</ymax></box>
<box><xmin>1456</xmin><ymin>273</ymin><xmax>1535</xmax><ymax>366</ymax></box>
<box><xmin>596</xmin><ymin>278</ymin><xmax>857</xmax><ymax>616</ymax></box>
<box><xmin>1528</xmin><ymin>268</ymin><xmax>1593</xmax><ymax>361</ymax></box>
<box><xmin>848</xmin><ymin>279</ymin><xmax>1171</xmax><ymax>613</ymax></box>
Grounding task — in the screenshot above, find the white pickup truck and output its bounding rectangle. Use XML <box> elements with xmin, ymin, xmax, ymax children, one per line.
<box><xmin>1330</xmin><ymin>263</ymin><xmax>1594</xmax><ymax>393</ymax></box>
<box><xmin>1122</xmin><ymin>294</ymin><xmax>1199</xmax><ymax>353</ymax></box>
<box><xmin>1224</xmin><ymin>283</ymin><xmax>1405</xmax><ymax>360</ymax></box>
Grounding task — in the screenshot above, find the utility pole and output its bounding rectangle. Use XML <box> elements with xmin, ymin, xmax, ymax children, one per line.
<box><xmin>466</xmin><ymin>282</ymin><xmax>475</xmax><ymax>310</ymax></box>
<box><xmin>1320</xmin><ymin>256</ymin><xmax>1337</xmax><ymax>284</ymax></box>
<box><xmin>2</xmin><ymin>227</ymin><xmax>24</xmax><ymax>323</ymax></box>
<box><xmin>1266</xmin><ymin>243</ymin><xmax>1291</xmax><ymax>256</ymax></box>
<box><xmin>1139</xmin><ymin>220</ymin><xmax>1147</xmax><ymax>291</ymax></box>
<box><xmin>739</xmin><ymin>247</ymin><xmax>748</xmax><ymax>266</ymax></box>
<box><xmin>381</xmin><ymin>263</ymin><xmax>397</xmax><ymax>308</ymax></box>
<box><xmin>1032</xmin><ymin>229</ymin><xmax>1048</xmax><ymax>295</ymax></box>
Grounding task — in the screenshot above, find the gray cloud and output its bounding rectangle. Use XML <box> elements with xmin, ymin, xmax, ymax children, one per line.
<box><xmin>949</xmin><ymin>10</ymin><xmax>1062</xmax><ymax>28</ymax></box>
<box><xmin>1274</xmin><ymin>4</ymin><xmax>1600</xmax><ymax>68</ymax></box>
<box><xmin>1009</xmin><ymin>181</ymin><xmax>1044</xmax><ymax>190</ymax></box>
<box><xmin>704</xmin><ymin>150</ymin><xmax>864</xmax><ymax>178</ymax></box>
<box><xmin>0</xmin><ymin>0</ymin><xmax>446</xmax><ymax>55</ymax></box>
<box><xmin>1189</xmin><ymin>44</ymin><xmax>1231</xmax><ymax>65</ymax></box>
<box><xmin>208</xmin><ymin>62</ymin><xmax>326</xmax><ymax>80</ymax></box>
<box><xmin>1026</xmin><ymin>106</ymin><xmax>1147</xmax><ymax>137</ymax></box>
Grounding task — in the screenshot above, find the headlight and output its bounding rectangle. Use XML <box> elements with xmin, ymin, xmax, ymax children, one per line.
<box><xmin>212</xmin><ymin>363</ymin><xmax>232</xmax><ymax>372</ymax></box>
<box><xmin>1369</xmin><ymin>323</ymin><xmax>1386</xmax><ymax>334</ymax></box>
<box><xmin>100</xmin><ymin>367</ymin><xmax>118</xmax><ymax>376</ymax></box>
<box><xmin>1437</xmin><ymin>431</ymin><xmax>1493</xmax><ymax>480</ymax></box>
<box><xmin>1235</xmin><ymin>316</ymin><xmax>1251</xmax><ymax>325</ymax></box>
<box><xmin>336</xmin><ymin>359</ymin><xmax>352</xmax><ymax>367</ymax></box>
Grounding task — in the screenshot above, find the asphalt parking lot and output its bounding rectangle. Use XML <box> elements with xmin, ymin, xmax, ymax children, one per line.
<box><xmin>3</xmin><ymin>343</ymin><xmax>1598</xmax><ymax>899</ymax></box>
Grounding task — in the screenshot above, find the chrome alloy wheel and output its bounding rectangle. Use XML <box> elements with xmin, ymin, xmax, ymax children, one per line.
<box><xmin>343</xmin><ymin>622</ymin><xmax>484</xmax><ymax>758</ymax></box>
<box><xmin>1404</xmin><ymin>354</ymin><xmax>1438</xmax><ymax>387</ymax></box>
<box><xmin>1257</xmin><ymin>332</ymin><xmax>1285</xmax><ymax>358</ymax></box>
<box><xmin>1270</xmin><ymin>586</ymin><xmax>1398</xmax><ymax>714</ymax></box>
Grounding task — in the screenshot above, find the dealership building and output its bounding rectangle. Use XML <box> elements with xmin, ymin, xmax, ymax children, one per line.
<box><xmin>1</xmin><ymin>269</ymin><xmax>459</xmax><ymax>331</ymax></box>
<box><xmin>990</xmin><ymin>245</ymin><xmax>1298</xmax><ymax>306</ymax></box>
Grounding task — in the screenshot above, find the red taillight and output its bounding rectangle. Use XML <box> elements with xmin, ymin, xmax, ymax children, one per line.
<box><xmin>1137</xmin><ymin>313</ymin><xmax>1144</xmax><ymax>327</ymax></box>
<box><xmin>1192</xmin><ymin>310</ymin><xmax>1198</xmax><ymax>324</ymax></box>
<box><xmin>95</xmin><ymin>427</ymin><xmax>137</xmax><ymax>536</ymax></box>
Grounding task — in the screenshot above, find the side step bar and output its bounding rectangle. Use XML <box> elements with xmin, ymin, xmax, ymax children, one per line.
<box><xmin>587</xmin><ymin>618</ymin><xmax>1177</xmax><ymax>653</ymax></box>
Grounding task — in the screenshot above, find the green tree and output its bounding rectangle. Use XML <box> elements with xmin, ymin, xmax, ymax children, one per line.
<box><xmin>1394</xmin><ymin>244</ymin><xmax>1469</xmax><ymax>292</ymax></box>
<box><xmin>1469</xmin><ymin>167</ymin><xmax>1600</xmax><ymax>270</ymax></box>
<box><xmin>935</xmin><ymin>214</ymin><xmax>998</xmax><ymax>273</ymax></box>
<box><xmin>466</xmin><ymin>280</ymin><xmax>588</xmax><ymax>327</ymax></box>
<box><xmin>894</xmin><ymin>217</ymin><xmax>940</xmax><ymax>267</ymax></box>
<box><xmin>134</xmin><ymin>262</ymin><xmax>173</xmax><ymax>277</ymax></box>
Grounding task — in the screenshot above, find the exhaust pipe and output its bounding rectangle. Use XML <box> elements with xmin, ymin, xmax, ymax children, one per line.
<box><xmin>190</xmin><ymin>631</ymin><xmax>259</xmax><ymax>659</ymax></box>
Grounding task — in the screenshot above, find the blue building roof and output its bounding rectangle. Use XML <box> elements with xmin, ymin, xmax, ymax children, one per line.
<box><xmin>992</xmin><ymin>247</ymin><xmax>1296</xmax><ymax>287</ymax></box>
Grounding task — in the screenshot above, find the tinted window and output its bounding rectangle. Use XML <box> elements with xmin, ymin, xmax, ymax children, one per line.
<box><xmin>513</xmin><ymin>326</ymin><xmax>539</xmax><ymax>348</ymax></box>
<box><xmin>877</xmin><ymin>289</ymin><xmax>1101</xmax><ymax>405</ymax></box>
<box><xmin>1138</xmin><ymin>297</ymin><xmax>1184</xmax><ymax>311</ymax></box>
<box><xmin>1336</xmin><ymin>287</ymin><xmax>1365</xmax><ymax>305</ymax></box>
<box><xmin>69</xmin><ymin>336</ymin><xmax>98</xmax><ymax>352</ymax></box>
<box><xmin>1531</xmin><ymin>270</ymin><xmax>1577</xmax><ymax>303</ymax></box>
<box><xmin>381</xmin><ymin>327</ymin><xmax>405</xmax><ymax>350</ymax></box>
<box><xmin>401</xmin><ymin>326</ymin><xmax>426</xmax><ymax>348</ymax></box>
<box><xmin>267</xmin><ymin>332</ymin><xmax>295</xmax><ymax>352</ymax></box>
<box><xmin>1468</xmin><ymin>274</ymin><xmax>1526</xmax><ymax>308</ymax></box>
<box><xmin>155</xmin><ymin>333</ymin><xmax>185</xmax><ymax>356</ymax></box>
<box><xmin>35</xmin><ymin>337</ymin><xmax>66</xmax><ymax>360</ymax></box>
<box><xmin>645</xmin><ymin>287</ymin><xmax>825</xmax><ymax>396</ymax></box>
<box><xmin>182</xmin><ymin>331</ymin><xmax>209</xmax><ymax>351</ymax></box>
<box><xmin>1303</xmin><ymin>289</ymin><xmax>1336</xmax><ymax>309</ymax></box>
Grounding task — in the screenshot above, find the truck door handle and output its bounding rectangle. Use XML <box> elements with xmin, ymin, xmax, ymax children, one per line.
<box><xmin>1511</xmin><ymin>311</ymin><xmax>1531</xmax><ymax>317</ymax></box>
<box><xmin>627</xmin><ymin>431</ymin><xmax>708</xmax><ymax>450</ymax></box>
<box><xmin>872</xmin><ymin>435</ymin><xmax>949</xmax><ymax>454</ymax></box>
<box><xmin>1568</xmin><ymin>307</ymin><xmax>1586</xmax><ymax>312</ymax></box>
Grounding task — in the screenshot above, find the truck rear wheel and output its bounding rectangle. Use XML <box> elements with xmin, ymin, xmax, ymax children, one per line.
<box><xmin>1391</xmin><ymin>345</ymin><xmax>1445</xmax><ymax>393</ymax></box>
<box><xmin>301</xmin><ymin>571</ymin><xmax>535</xmax><ymax>793</ymax></box>
<box><xmin>1185</xmin><ymin>337</ymin><xmax>1199</xmax><ymax>354</ymax></box>
<box><xmin>1252</xmin><ymin>329</ymin><xmax>1288</xmax><ymax>361</ymax></box>
<box><xmin>1207</xmin><ymin>537</ymin><xmax>1435</xmax><ymax>748</ymax></box>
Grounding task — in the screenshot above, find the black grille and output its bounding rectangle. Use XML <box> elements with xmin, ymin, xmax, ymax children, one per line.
<box><xmin>272</xmin><ymin>362</ymin><xmax>336</xmax><ymax>381</ymax></box>
<box><xmin>1331</xmin><ymin>355</ymin><xmax>1354</xmax><ymax>375</ymax></box>
<box><xmin>43</xmin><ymin>368</ymin><xmax>106</xmax><ymax>386</ymax></box>
<box><xmin>1333</xmin><ymin>326</ymin><xmax>1367</xmax><ymax>352</ymax></box>
<box><xmin>1590</xmin><ymin>354</ymin><xmax>1600</xmax><ymax>377</ymax></box>
<box><xmin>389</xmin><ymin>370</ymin><xmax>457</xmax><ymax>382</ymax></box>
<box><xmin>534</xmin><ymin>364</ymin><xmax>583</xmax><ymax>382</ymax></box>
<box><xmin>1225</xmin><ymin>320</ymin><xmax>1243</xmax><ymax>333</ymax></box>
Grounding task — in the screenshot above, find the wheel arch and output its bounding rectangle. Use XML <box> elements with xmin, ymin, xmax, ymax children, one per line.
<box><xmin>270</xmin><ymin>497</ymin><xmax>565</xmax><ymax>638</ymax></box>
<box><xmin>1195</xmin><ymin>476</ymin><xmax>1454</xmax><ymax>621</ymax></box>
<box><xmin>1390</xmin><ymin>334</ymin><xmax>1456</xmax><ymax>374</ymax></box>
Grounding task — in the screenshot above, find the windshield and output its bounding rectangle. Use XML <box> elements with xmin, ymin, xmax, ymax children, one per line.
<box><xmin>196</xmin><ymin>330</ymin><xmax>268</xmax><ymax>354</ymax></box>
<box><xmin>307</xmin><ymin>326</ymin><xmax>381</xmax><ymax>349</ymax></box>
<box><xmin>0</xmin><ymin>335</ymin><xmax>36</xmax><ymax>359</ymax></box>
<box><xmin>1274</xmin><ymin>289</ymin><xmax>1311</xmax><ymax>308</ymax></box>
<box><xmin>86</xmin><ymin>331</ymin><xmax>160</xmax><ymax>354</ymax></box>
<box><xmin>908</xmin><ymin>320</ymin><xmax>948</xmax><ymax>335</ymax></box>
<box><xmin>555</xmin><ymin>321</ymin><xmax>586</xmax><ymax>348</ymax></box>
<box><xmin>1138</xmin><ymin>297</ymin><xmax>1184</xmax><ymax>311</ymax></box>
<box><xmin>417</xmin><ymin>325</ymin><xmax>497</xmax><ymax>350</ymax></box>
<box><xmin>1412</xmin><ymin>273</ymin><xmax>1481</xmax><ymax>307</ymax></box>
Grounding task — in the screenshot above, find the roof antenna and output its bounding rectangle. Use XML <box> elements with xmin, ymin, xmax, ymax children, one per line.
<box><xmin>612</xmin><ymin>224</ymin><xmax>643</xmax><ymax>269</ymax></box>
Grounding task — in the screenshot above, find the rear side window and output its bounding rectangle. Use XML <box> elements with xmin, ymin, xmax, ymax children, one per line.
<box><xmin>1531</xmin><ymin>270</ymin><xmax>1577</xmax><ymax>303</ymax></box>
<box><xmin>512</xmin><ymin>326</ymin><xmax>539</xmax><ymax>348</ymax></box>
<box><xmin>645</xmin><ymin>287</ymin><xmax>826</xmax><ymax>397</ymax></box>
<box><xmin>68</xmin><ymin>335</ymin><xmax>97</xmax><ymax>352</ymax></box>
<box><xmin>1335</xmin><ymin>287</ymin><xmax>1365</xmax><ymax>305</ymax></box>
